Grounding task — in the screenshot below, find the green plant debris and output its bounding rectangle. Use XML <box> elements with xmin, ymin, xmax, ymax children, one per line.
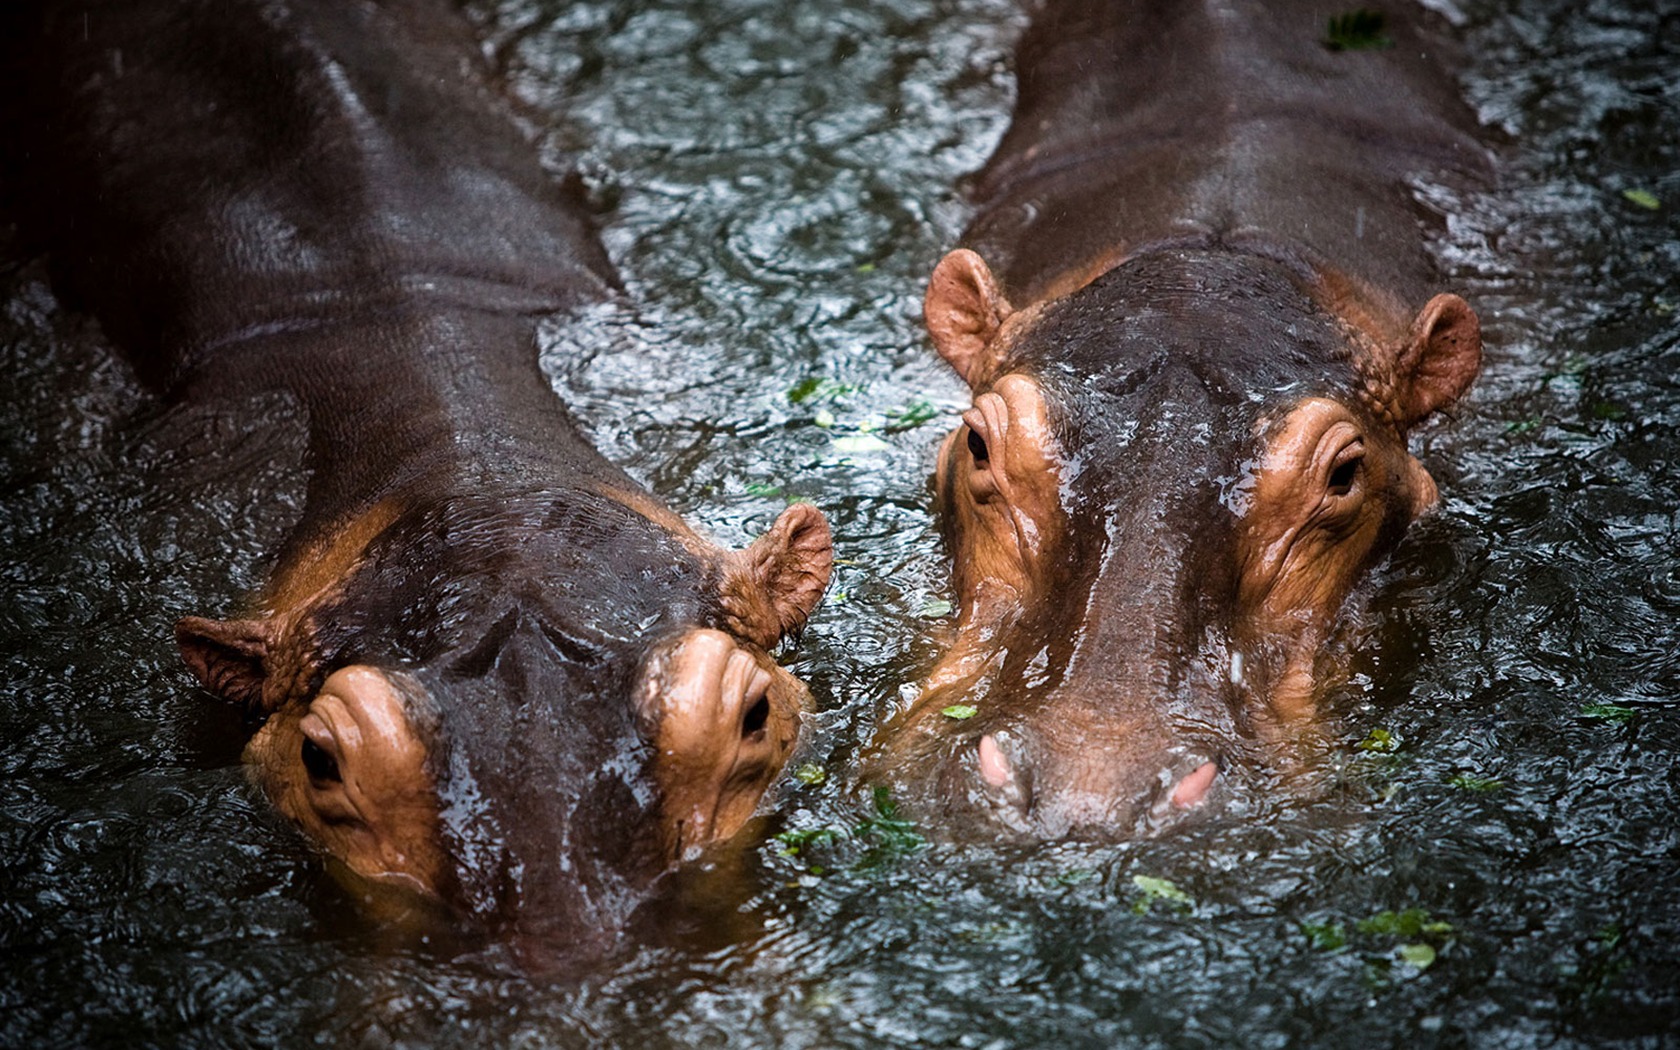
<box><xmin>1357</xmin><ymin>908</ymin><xmax>1454</xmax><ymax>940</ymax></box>
<box><xmin>1051</xmin><ymin>868</ymin><xmax>1099</xmax><ymax>887</ymax></box>
<box><xmin>886</xmin><ymin>399</ymin><xmax>940</xmax><ymax>430</ymax></box>
<box><xmin>1397</xmin><ymin>943</ymin><xmax>1437</xmax><ymax>970</ymax></box>
<box><xmin>918</xmin><ymin>598</ymin><xmax>954</xmax><ymax>618</ymax></box>
<box><xmin>1591</xmin><ymin>401</ymin><xmax>1629</xmax><ymax>421</ymax></box>
<box><xmin>1505</xmin><ymin>417</ymin><xmax>1544</xmax><ymax>435</ymax></box>
<box><xmin>1653</xmin><ymin>297</ymin><xmax>1675</xmax><ymax>317</ymax></box>
<box><xmin>855</xmin><ymin>262</ymin><xmax>877</xmax><ymax>273</ymax></box>
<box><xmin>1568</xmin><ymin>922</ymin><xmax>1634</xmax><ymax>1002</ymax></box>
<box><xmin>774</xmin><ymin>827</ymin><xmax>841</xmax><ymax>855</ymax></box>
<box><xmin>1447</xmin><ymin>773</ymin><xmax>1504</xmax><ymax>792</ymax></box>
<box><xmin>794</xmin><ymin>763</ymin><xmax>828</xmax><ymax>787</ymax></box>
<box><xmin>831</xmin><ymin>434</ymin><xmax>892</xmax><ymax>455</ymax></box>
<box><xmin>745</xmin><ymin>482</ymin><xmax>783</xmax><ymax>497</ymax></box>
<box><xmin>1323</xmin><ymin>10</ymin><xmax>1393</xmax><ymax>50</ymax></box>
<box><xmin>788</xmin><ymin>377</ymin><xmax>861</xmax><ymax>405</ymax></box>
<box><xmin>813</xmin><ymin>408</ymin><xmax>837</xmax><ymax>429</ymax></box>
<box><xmin>1302</xmin><ymin>921</ymin><xmax>1348</xmax><ymax>952</ymax></box>
<box><xmin>1130</xmin><ymin>875</ymin><xmax>1193</xmax><ymax>914</ymax></box>
<box><xmin>1621</xmin><ymin>188</ymin><xmax>1661</xmax><ymax>211</ymax></box>
<box><xmin>1356</xmin><ymin>727</ymin><xmax>1399</xmax><ymax>753</ymax></box>
<box><xmin>853</xmin><ymin>785</ymin><xmax>925</xmax><ymax>866</ymax></box>
<box><xmin>1580</xmin><ymin>703</ymin><xmax>1635</xmax><ymax>723</ymax></box>
<box><xmin>1544</xmin><ymin>356</ymin><xmax>1590</xmax><ymax>384</ymax></box>
<box><xmin>772</xmin><ymin>788</ymin><xmax>924</xmax><ymax>875</ymax></box>
<box><xmin>940</xmin><ymin>704</ymin><xmax>978</xmax><ymax>720</ymax></box>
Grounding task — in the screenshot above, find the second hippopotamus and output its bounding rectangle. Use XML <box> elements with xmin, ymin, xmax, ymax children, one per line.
<box><xmin>871</xmin><ymin>0</ymin><xmax>1488</xmax><ymax>838</ymax></box>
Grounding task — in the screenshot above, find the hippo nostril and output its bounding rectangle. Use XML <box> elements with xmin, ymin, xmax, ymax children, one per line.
<box><xmin>977</xmin><ymin>733</ymin><xmax>1014</xmax><ymax>787</ymax></box>
<box><xmin>1170</xmin><ymin>761</ymin><xmax>1219</xmax><ymax>810</ymax></box>
<box><xmin>740</xmin><ymin>695</ymin><xmax>769</xmax><ymax>739</ymax></box>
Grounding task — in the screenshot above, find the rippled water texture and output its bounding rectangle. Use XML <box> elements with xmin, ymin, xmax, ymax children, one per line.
<box><xmin>2</xmin><ymin>0</ymin><xmax>1677</xmax><ymax>1045</ymax></box>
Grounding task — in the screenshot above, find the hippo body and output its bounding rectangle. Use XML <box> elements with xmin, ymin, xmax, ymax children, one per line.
<box><xmin>874</xmin><ymin>0</ymin><xmax>1488</xmax><ymax>837</ymax></box>
<box><xmin>3</xmin><ymin>0</ymin><xmax>831</xmax><ymax>955</ymax></box>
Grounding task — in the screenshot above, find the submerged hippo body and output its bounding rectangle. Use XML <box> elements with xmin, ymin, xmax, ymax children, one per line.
<box><xmin>3</xmin><ymin>0</ymin><xmax>831</xmax><ymax>953</ymax></box>
<box><xmin>872</xmin><ymin>0</ymin><xmax>1488</xmax><ymax>837</ymax></box>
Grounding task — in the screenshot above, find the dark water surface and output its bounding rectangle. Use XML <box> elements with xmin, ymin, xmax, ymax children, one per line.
<box><xmin>3</xmin><ymin>0</ymin><xmax>1678</xmax><ymax>1045</ymax></box>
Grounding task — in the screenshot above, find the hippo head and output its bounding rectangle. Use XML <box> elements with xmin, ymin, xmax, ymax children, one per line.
<box><xmin>174</xmin><ymin>489</ymin><xmax>830</xmax><ymax>952</ymax></box>
<box><xmin>871</xmin><ymin>246</ymin><xmax>1479</xmax><ymax>838</ymax></box>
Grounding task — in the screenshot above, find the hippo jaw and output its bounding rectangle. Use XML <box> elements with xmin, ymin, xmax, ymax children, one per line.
<box><xmin>871</xmin><ymin>246</ymin><xmax>1480</xmax><ymax>838</ymax></box>
<box><xmin>175</xmin><ymin>496</ymin><xmax>832</xmax><ymax>936</ymax></box>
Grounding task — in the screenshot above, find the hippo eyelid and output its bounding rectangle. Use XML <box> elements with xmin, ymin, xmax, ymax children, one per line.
<box><xmin>1326</xmin><ymin>438</ymin><xmax>1364</xmax><ymax>497</ymax></box>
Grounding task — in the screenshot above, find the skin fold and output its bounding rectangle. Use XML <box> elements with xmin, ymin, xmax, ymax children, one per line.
<box><xmin>1</xmin><ymin>0</ymin><xmax>832</xmax><ymax>958</ymax></box>
<box><xmin>868</xmin><ymin>0</ymin><xmax>1490</xmax><ymax>839</ymax></box>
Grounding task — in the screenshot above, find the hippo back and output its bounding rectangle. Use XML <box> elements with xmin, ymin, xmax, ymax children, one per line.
<box><xmin>3</xmin><ymin>0</ymin><xmax>617</xmax><ymax>391</ymax></box>
<box><xmin>963</xmin><ymin>0</ymin><xmax>1490</xmax><ymax>310</ymax></box>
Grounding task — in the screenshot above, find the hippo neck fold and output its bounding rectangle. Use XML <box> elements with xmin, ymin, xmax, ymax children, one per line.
<box><xmin>962</xmin><ymin>0</ymin><xmax>1491</xmax><ymax>323</ymax></box>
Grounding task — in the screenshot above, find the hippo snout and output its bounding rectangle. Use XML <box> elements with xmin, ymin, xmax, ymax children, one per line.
<box><xmin>952</xmin><ymin>720</ymin><xmax>1222</xmax><ymax>839</ymax></box>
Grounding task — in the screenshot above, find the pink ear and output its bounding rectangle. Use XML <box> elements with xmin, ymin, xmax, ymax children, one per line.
<box><xmin>1393</xmin><ymin>293</ymin><xmax>1482</xmax><ymax>427</ymax></box>
<box><xmin>721</xmin><ymin>502</ymin><xmax>834</xmax><ymax>647</ymax></box>
<box><xmin>175</xmin><ymin>615</ymin><xmax>273</xmax><ymax>710</ymax></box>
<box><xmin>924</xmin><ymin>249</ymin><xmax>1012</xmax><ymax>387</ymax></box>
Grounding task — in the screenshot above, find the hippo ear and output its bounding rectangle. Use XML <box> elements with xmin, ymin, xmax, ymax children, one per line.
<box><xmin>925</xmin><ymin>249</ymin><xmax>1013</xmax><ymax>387</ymax></box>
<box><xmin>175</xmin><ymin>615</ymin><xmax>274</xmax><ymax>710</ymax></box>
<box><xmin>1389</xmin><ymin>293</ymin><xmax>1482</xmax><ymax>428</ymax></box>
<box><xmin>720</xmin><ymin>502</ymin><xmax>834</xmax><ymax>648</ymax></box>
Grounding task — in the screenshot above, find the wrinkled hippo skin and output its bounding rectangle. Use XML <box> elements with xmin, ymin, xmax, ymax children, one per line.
<box><xmin>1</xmin><ymin>0</ymin><xmax>832</xmax><ymax>956</ymax></box>
<box><xmin>870</xmin><ymin>0</ymin><xmax>1489</xmax><ymax>838</ymax></box>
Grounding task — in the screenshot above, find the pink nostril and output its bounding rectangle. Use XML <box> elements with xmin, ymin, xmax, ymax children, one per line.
<box><xmin>977</xmin><ymin>734</ymin><xmax>1014</xmax><ymax>788</ymax></box>
<box><xmin>1170</xmin><ymin>762</ymin><xmax>1219</xmax><ymax>809</ymax></box>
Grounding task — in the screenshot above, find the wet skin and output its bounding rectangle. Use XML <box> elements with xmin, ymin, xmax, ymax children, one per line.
<box><xmin>2</xmin><ymin>0</ymin><xmax>831</xmax><ymax>954</ymax></box>
<box><xmin>868</xmin><ymin>0</ymin><xmax>1489</xmax><ymax>838</ymax></box>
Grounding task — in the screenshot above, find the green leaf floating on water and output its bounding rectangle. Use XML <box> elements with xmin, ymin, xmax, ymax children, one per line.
<box><xmin>853</xmin><ymin>785</ymin><xmax>924</xmax><ymax>866</ymax></box>
<box><xmin>1131</xmin><ymin>875</ymin><xmax>1193</xmax><ymax>913</ymax></box>
<box><xmin>1621</xmin><ymin>188</ymin><xmax>1661</xmax><ymax>211</ymax></box>
<box><xmin>918</xmin><ymin>598</ymin><xmax>954</xmax><ymax>618</ymax></box>
<box><xmin>1052</xmin><ymin>868</ymin><xmax>1099</xmax><ymax>887</ymax></box>
<box><xmin>1323</xmin><ymin>9</ymin><xmax>1393</xmax><ymax>50</ymax></box>
<box><xmin>774</xmin><ymin>827</ymin><xmax>841</xmax><ymax>855</ymax></box>
<box><xmin>1358</xmin><ymin>908</ymin><xmax>1454</xmax><ymax>940</ymax></box>
<box><xmin>886</xmin><ymin>398</ymin><xmax>940</xmax><ymax>430</ymax></box>
<box><xmin>788</xmin><ymin>376</ymin><xmax>861</xmax><ymax>405</ymax></box>
<box><xmin>1397</xmin><ymin>943</ymin><xmax>1437</xmax><ymax>969</ymax></box>
<box><xmin>1581</xmin><ymin>703</ymin><xmax>1635</xmax><ymax>723</ymax></box>
<box><xmin>1447</xmin><ymin>773</ymin><xmax>1504</xmax><ymax>792</ymax></box>
<box><xmin>831</xmin><ymin>434</ymin><xmax>891</xmax><ymax>454</ymax></box>
<box><xmin>941</xmin><ymin>704</ymin><xmax>978</xmax><ymax>720</ymax></box>
<box><xmin>1302</xmin><ymin>921</ymin><xmax>1348</xmax><ymax>952</ymax></box>
<box><xmin>794</xmin><ymin>763</ymin><xmax>828</xmax><ymax>787</ymax></box>
<box><xmin>1356</xmin><ymin>727</ymin><xmax>1399</xmax><ymax>753</ymax></box>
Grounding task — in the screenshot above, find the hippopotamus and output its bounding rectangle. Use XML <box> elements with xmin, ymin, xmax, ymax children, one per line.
<box><xmin>869</xmin><ymin>0</ymin><xmax>1488</xmax><ymax>838</ymax></box>
<box><xmin>1</xmin><ymin>0</ymin><xmax>831</xmax><ymax>953</ymax></box>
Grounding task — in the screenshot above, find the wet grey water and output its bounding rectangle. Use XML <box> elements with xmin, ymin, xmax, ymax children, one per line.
<box><xmin>2</xmin><ymin>0</ymin><xmax>1677</xmax><ymax>1045</ymax></box>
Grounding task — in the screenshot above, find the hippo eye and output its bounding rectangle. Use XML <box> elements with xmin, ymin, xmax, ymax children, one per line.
<box><xmin>1327</xmin><ymin>454</ymin><xmax>1361</xmax><ymax>496</ymax></box>
<box><xmin>301</xmin><ymin>736</ymin><xmax>342</xmax><ymax>784</ymax></box>
<box><xmin>966</xmin><ymin>427</ymin><xmax>990</xmax><ymax>465</ymax></box>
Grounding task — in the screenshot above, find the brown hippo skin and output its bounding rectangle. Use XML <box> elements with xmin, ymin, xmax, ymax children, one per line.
<box><xmin>0</xmin><ymin>0</ymin><xmax>832</xmax><ymax>954</ymax></box>
<box><xmin>869</xmin><ymin>0</ymin><xmax>1488</xmax><ymax>838</ymax></box>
